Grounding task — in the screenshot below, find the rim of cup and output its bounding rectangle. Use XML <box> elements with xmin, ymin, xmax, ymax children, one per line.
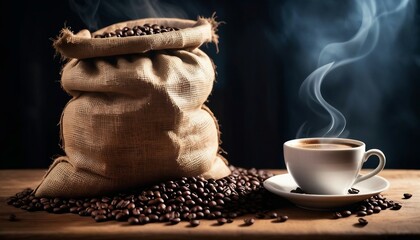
<box><xmin>284</xmin><ymin>137</ymin><xmax>365</xmax><ymax>151</ymax></box>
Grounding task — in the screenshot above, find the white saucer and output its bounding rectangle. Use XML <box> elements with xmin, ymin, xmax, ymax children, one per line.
<box><xmin>263</xmin><ymin>173</ymin><xmax>390</xmax><ymax>211</ymax></box>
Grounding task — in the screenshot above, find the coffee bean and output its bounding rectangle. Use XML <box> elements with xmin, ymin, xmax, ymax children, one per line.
<box><xmin>128</xmin><ymin>217</ymin><xmax>139</xmax><ymax>225</ymax></box>
<box><xmin>373</xmin><ymin>206</ymin><xmax>382</xmax><ymax>213</ymax></box>
<box><xmin>255</xmin><ymin>212</ymin><xmax>265</xmax><ymax>219</ymax></box>
<box><xmin>268</xmin><ymin>212</ymin><xmax>278</xmax><ymax>219</ymax></box>
<box><xmin>190</xmin><ymin>219</ymin><xmax>200</xmax><ymax>227</ymax></box>
<box><xmin>170</xmin><ymin>217</ymin><xmax>181</xmax><ymax>225</ymax></box>
<box><xmin>217</xmin><ymin>218</ymin><xmax>227</xmax><ymax>225</ymax></box>
<box><xmin>290</xmin><ymin>187</ymin><xmax>305</xmax><ymax>194</ymax></box>
<box><xmin>227</xmin><ymin>218</ymin><xmax>234</xmax><ymax>223</ymax></box>
<box><xmin>348</xmin><ymin>188</ymin><xmax>360</xmax><ymax>194</ymax></box>
<box><xmin>94</xmin><ymin>215</ymin><xmax>107</xmax><ymax>222</ymax></box>
<box><xmin>357</xmin><ymin>211</ymin><xmax>367</xmax><ymax>217</ymax></box>
<box><xmin>149</xmin><ymin>214</ymin><xmax>159</xmax><ymax>222</ymax></box>
<box><xmin>53</xmin><ymin>207</ymin><xmax>62</xmax><ymax>213</ymax></box>
<box><xmin>333</xmin><ymin>212</ymin><xmax>342</xmax><ymax>219</ymax></box>
<box><xmin>366</xmin><ymin>209</ymin><xmax>373</xmax><ymax>215</ymax></box>
<box><xmin>277</xmin><ymin>215</ymin><xmax>288</xmax><ymax>222</ymax></box>
<box><xmin>115</xmin><ymin>212</ymin><xmax>127</xmax><ymax>221</ymax></box>
<box><xmin>139</xmin><ymin>216</ymin><xmax>150</xmax><ymax>225</ymax></box>
<box><xmin>391</xmin><ymin>203</ymin><xmax>402</xmax><ymax>210</ymax></box>
<box><xmin>403</xmin><ymin>193</ymin><xmax>412</xmax><ymax>199</ymax></box>
<box><xmin>341</xmin><ymin>210</ymin><xmax>352</xmax><ymax>217</ymax></box>
<box><xmin>243</xmin><ymin>218</ymin><xmax>255</xmax><ymax>226</ymax></box>
<box><xmin>358</xmin><ymin>218</ymin><xmax>368</xmax><ymax>226</ymax></box>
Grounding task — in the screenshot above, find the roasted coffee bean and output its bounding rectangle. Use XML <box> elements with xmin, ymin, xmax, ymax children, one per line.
<box><xmin>290</xmin><ymin>187</ymin><xmax>305</xmax><ymax>194</ymax></box>
<box><xmin>131</xmin><ymin>208</ymin><xmax>141</xmax><ymax>216</ymax></box>
<box><xmin>391</xmin><ymin>203</ymin><xmax>402</xmax><ymax>210</ymax></box>
<box><xmin>149</xmin><ymin>214</ymin><xmax>159</xmax><ymax>222</ymax></box>
<box><xmin>366</xmin><ymin>209</ymin><xmax>373</xmax><ymax>215</ymax></box>
<box><xmin>255</xmin><ymin>212</ymin><xmax>265</xmax><ymax>219</ymax></box>
<box><xmin>373</xmin><ymin>206</ymin><xmax>382</xmax><ymax>213</ymax></box>
<box><xmin>94</xmin><ymin>215</ymin><xmax>107</xmax><ymax>222</ymax></box>
<box><xmin>128</xmin><ymin>217</ymin><xmax>139</xmax><ymax>225</ymax></box>
<box><xmin>341</xmin><ymin>210</ymin><xmax>352</xmax><ymax>217</ymax></box>
<box><xmin>53</xmin><ymin>207</ymin><xmax>62</xmax><ymax>213</ymax></box>
<box><xmin>227</xmin><ymin>218</ymin><xmax>234</xmax><ymax>223</ymax></box>
<box><xmin>217</xmin><ymin>218</ymin><xmax>227</xmax><ymax>225</ymax></box>
<box><xmin>243</xmin><ymin>218</ymin><xmax>255</xmax><ymax>226</ymax></box>
<box><xmin>115</xmin><ymin>212</ymin><xmax>127</xmax><ymax>221</ymax></box>
<box><xmin>358</xmin><ymin>218</ymin><xmax>368</xmax><ymax>226</ymax></box>
<box><xmin>170</xmin><ymin>217</ymin><xmax>181</xmax><ymax>225</ymax></box>
<box><xmin>69</xmin><ymin>207</ymin><xmax>79</xmax><ymax>213</ymax></box>
<box><xmin>269</xmin><ymin>212</ymin><xmax>278</xmax><ymax>219</ymax></box>
<box><xmin>348</xmin><ymin>188</ymin><xmax>360</xmax><ymax>194</ymax></box>
<box><xmin>139</xmin><ymin>216</ymin><xmax>150</xmax><ymax>225</ymax></box>
<box><xmin>190</xmin><ymin>219</ymin><xmax>200</xmax><ymax>227</ymax></box>
<box><xmin>357</xmin><ymin>211</ymin><xmax>367</xmax><ymax>217</ymax></box>
<box><xmin>277</xmin><ymin>215</ymin><xmax>288</xmax><ymax>222</ymax></box>
<box><xmin>403</xmin><ymin>193</ymin><xmax>412</xmax><ymax>199</ymax></box>
<box><xmin>333</xmin><ymin>212</ymin><xmax>342</xmax><ymax>219</ymax></box>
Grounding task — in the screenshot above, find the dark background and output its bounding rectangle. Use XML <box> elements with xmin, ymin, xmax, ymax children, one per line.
<box><xmin>1</xmin><ymin>0</ymin><xmax>419</xmax><ymax>170</ymax></box>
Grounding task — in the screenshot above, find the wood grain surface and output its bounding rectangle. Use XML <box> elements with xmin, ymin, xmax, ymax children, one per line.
<box><xmin>0</xmin><ymin>169</ymin><xmax>419</xmax><ymax>240</ymax></box>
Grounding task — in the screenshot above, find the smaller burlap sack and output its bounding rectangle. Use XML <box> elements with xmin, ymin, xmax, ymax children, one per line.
<box><xmin>35</xmin><ymin>17</ymin><xmax>230</xmax><ymax>198</ymax></box>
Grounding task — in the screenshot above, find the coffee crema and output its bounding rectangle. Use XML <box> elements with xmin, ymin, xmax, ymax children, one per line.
<box><xmin>297</xmin><ymin>143</ymin><xmax>355</xmax><ymax>149</ymax></box>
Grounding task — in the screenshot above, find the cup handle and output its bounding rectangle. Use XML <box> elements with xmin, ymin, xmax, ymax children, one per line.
<box><xmin>354</xmin><ymin>149</ymin><xmax>386</xmax><ymax>184</ymax></box>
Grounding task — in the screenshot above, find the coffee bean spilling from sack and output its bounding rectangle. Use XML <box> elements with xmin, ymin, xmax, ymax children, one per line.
<box><xmin>7</xmin><ymin>166</ymin><xmax>405</xmax><ymax>226</ymax></box>
<box><xmin>94</xmin><ymin>24</ymin><xmax>180</xmax><ymax>38</ymax></box>
<box><xmin>7</xmin><ymin>166</ymin><xmax>283</xmax><ymax>225</ymax></box>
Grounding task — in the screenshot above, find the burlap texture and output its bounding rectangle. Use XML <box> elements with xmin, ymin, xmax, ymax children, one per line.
<box><xmin>35</xmin><ymin>17</ymin><xmax>230</xmax><ymax>198</ymax></box>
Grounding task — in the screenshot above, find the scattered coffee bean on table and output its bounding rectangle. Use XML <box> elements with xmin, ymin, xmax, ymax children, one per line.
<box><xmin>403</xmin><ymin>193</ymin><xmax>412</xmax><ymax>199</ymax></box>
<box><xmin>93</xmin><ymin>24</ymin><xmax>180</xmax><ymax>38</ymax></box>
<box><xmin>276</xmin><ymin>215</ymin><xmax>288</xmax><ymax>223</ymax></box>
<box><xmin>217</xmin><ymin>218</ymin><xmax>227</xmax><ymax>225</ymax></box>
<box><xmin>358</xmin><ymin>218</ymin><xmax>368</xmax><ymax>226</ymax></box>
<box><xmin>243</xmin><ymin>218</ymin><xmax>255</xmax><ymax>226</ymax></box>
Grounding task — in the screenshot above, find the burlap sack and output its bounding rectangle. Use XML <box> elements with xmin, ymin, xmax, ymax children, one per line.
<box><xmin>35</xmin><ymin>17</ymin><xmax>230</xmax><ymax>198</ymax></box>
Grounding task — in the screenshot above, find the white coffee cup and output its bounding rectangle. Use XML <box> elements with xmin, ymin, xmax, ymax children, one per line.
<box><xmin>283</xmin><ymin>138</ymin><xmax>386</xmax><ymax>195</ymax></box>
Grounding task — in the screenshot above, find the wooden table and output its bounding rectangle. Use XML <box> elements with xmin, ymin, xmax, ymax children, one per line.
<box><xmin>0</xmin><ymin>169</ymin><xmax>419</xmax><ymax>239</ymax></box>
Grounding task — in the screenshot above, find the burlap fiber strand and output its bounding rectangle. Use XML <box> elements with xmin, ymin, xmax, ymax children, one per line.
<box><xmin>35</xmin><ymin>17</ymin><xmax>231</xmax><ymax>198</ymax></box>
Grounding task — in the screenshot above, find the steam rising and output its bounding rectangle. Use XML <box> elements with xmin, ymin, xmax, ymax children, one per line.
<box><xmin>69</xmin><ymin>0</ymin><xmax>187</xmax><ymax>31</ymax></box>
<box><xmin>296</xmin><ymin>0</ymin><xmax>412</xmax><ymax>138</ymax></box>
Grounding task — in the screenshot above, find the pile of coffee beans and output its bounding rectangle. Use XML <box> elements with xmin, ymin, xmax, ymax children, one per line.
<box><xmin>93</xmin><ymin>24</ymin><xmax>180</xmax><ymax>38</ymax></box>
<box><xmin>332</xmin><ymin>193</ymin><xmax>403</xmax><ymax>220</ymax></box>
<box><xmin>6</xmin><ymin>166</ymin><xmax>410</xmax><ymax>227</ymax></box>
<box><xmin>7</xmin><ymin>166</ymin><xmax>287</xmax><ymax>226</ymax></box>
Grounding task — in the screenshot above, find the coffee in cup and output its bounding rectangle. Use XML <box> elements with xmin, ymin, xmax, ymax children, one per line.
<box><xmin>283</xmin><ymin>138</ymin><xmax>386</xmax><ymax>195</ymax></box>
